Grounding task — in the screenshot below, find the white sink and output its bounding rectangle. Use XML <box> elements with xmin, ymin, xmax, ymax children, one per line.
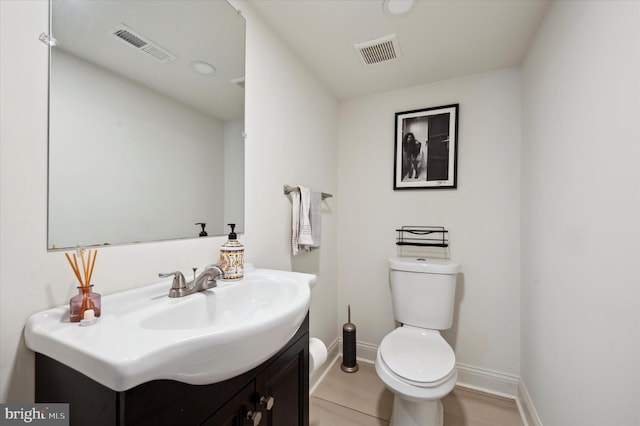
<box><xmin>24</xmin><ymin>266</ymin><xmax>315</xmax><ymax>391</ymax></box>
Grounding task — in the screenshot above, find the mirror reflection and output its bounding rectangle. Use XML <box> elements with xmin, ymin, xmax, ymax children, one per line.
<box><xmin>48</xmin><ymin>0</ymin><xmax>245</xmax><ymax>250</ymax></box>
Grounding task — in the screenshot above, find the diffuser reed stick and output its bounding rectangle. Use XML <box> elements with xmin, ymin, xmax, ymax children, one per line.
<box><xmin>87</xmin><ymin>250</ymin><xmax>97</xmax><ymax>286</ymax></box>
<box><xmin>64</xmin><ymin>253</ymin><xmax>83</xmax><ymax>285</ymax></box>
<box><xmin>64</xmin><ymin>248</ymin><xmax>98</xmax><ymax>287</ymax></box>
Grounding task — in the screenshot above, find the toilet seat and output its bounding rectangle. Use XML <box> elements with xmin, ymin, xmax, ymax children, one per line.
<box><xmin>379</xmin><ymin>326</ymin><xmax>456</xmax><ymax>388</ymax></box>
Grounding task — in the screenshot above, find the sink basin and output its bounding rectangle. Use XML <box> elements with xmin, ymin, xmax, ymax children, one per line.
<box><xmin>24</xmin><ymin>266</ymin><xmax>315</xmax><ymax>391</ymax></box>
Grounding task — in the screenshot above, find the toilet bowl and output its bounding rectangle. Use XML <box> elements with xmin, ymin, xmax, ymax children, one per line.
<box><xmin>375</xmin><ymin>326</ymin><xmax>457</xmax><ymax>426</ymax></box>
<box><xmin>376</xmin><ymin>257</ymin><xmax>460</xmax><ymax>426</ymax></box>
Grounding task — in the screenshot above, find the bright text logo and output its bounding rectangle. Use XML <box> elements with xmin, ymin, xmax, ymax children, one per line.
<box><xmin>0</xmin><ymin>404</ymin><xmax>68</xmax><ymax>426</ymax></box>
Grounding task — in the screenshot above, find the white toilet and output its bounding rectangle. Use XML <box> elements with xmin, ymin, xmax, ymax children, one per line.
<box><xmin>375</xmin><ymin>257</ymin><xmax>461</xmax><ymax>426</ymax></box>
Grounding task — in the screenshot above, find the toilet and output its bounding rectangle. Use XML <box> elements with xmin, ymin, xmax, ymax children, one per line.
<box><xmin>375</xmin><ymin>257</ymin><xmax>461</xmax><ymax>426</ymax></box>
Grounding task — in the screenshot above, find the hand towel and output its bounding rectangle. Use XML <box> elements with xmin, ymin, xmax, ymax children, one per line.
<box><xmin>291</xmin><ymin>189</ymin><xmax>302</xmax><ymax>255</ymax></box>
<box><xmin>291</xmin><ymin>186</ymin><xmax>322</xmax><ymax>255</ymax></box>
<box><xmin>297</xmin><ymin>186</ymin><xmax>313</xmax><ymax>246</ymax></box>
<box><xmin>309</xmin><ymin>190</ymin><xmax>322</xmax><ymax>248</ymax></box>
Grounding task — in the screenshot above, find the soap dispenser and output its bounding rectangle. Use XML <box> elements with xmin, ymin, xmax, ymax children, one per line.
<box><xmin>196</xmin><ymin>222</ymin><xmax>208</xmax><ymax>237</ymax></box>
<box><xmin>220</xmin><ymin>223</ymin><xmax>244</xmax><ymax>280</ymax></box>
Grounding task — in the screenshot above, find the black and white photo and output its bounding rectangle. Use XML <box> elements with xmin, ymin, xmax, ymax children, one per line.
<box><xmin>394</xmin><ymin>104</ymin><xmax>459</xmax><ymax>189</ymax></box>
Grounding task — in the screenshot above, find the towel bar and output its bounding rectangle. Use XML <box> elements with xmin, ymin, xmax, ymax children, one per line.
<box><xmin>283</xmin><ymin>185</ymin><xmax>332</xmax><ymax>200</ymax></box>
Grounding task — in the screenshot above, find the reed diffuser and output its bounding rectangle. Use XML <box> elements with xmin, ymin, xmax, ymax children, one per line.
<box><xmin>65</xmin><ymin>248</ymin><xmax>101</xmax><ymax>322</ymax></box>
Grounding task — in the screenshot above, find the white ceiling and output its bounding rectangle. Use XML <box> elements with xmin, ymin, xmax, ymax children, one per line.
<box><xmin>246</xmin><ymin>0</ymin><xmax>550</xmax><ymax>99</ymax></box>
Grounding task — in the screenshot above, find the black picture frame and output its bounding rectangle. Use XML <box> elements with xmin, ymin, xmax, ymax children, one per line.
<box><xmin>394</xmin><ymin>104</ymin><xmax>459</xmax><ymax>190</ymax></box>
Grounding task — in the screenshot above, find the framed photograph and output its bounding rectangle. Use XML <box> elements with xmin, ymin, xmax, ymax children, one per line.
<box><xmin>394</xmin><ymin>104</ymin><xmax>459</xmax><ymax>190</ymax></box>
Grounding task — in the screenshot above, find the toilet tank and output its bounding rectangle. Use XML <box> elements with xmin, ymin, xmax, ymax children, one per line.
<box><xmin>388</xmin><ymin>257</ymin><xmax>460</xmax><ymax>330</ymax></box>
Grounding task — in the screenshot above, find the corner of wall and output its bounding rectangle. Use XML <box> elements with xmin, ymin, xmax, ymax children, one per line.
<box><xmin>517</xmin><ymin>378</ymin><xmax>543</xmax><ymax>426</ymax></box>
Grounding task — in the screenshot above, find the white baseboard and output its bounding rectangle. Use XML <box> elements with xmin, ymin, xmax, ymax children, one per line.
<box><xmin>338</xmin><ymin>339</ymin><xmax>378</xmax><ymax>364</ymax></box>
<box><xmin>337</xmin><ymin>338</ymin><xmax>521</xmax><ymax>398</ymax></box>
<box><xmin>330</xmin><ymin>338</ymin><xmax>540</xmax><ymax>426</ymax></box>
<box><xmin>517</xmin><ymin>378</ymin><xmax>543</xmax><ymax>426</ymax></box>
<box><xmin>455</xmin><ymin>363</ymin><xmax>519</xmax><ymax>398</ymax></box>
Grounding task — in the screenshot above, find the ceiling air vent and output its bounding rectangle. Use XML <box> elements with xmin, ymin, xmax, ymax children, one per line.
<box><xmin>109</xmin><ymin>24</ymin><xmax>177</xmax><ymax>64</ymax></box>
<box><xmin>354</xmin><ymin>33</ymin><xmax>401</xmax><ymax>66</ymax></box>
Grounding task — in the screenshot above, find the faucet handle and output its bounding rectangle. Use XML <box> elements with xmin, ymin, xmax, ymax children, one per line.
<box><xmin>204</xmin><ymin>264</ymin><xmax>224</xmax><ymax>281</ymax></box>
<box><xmin>158</xmin><ymin>271</ymin><xmax>186</xmax><ymax>289</ymax></box>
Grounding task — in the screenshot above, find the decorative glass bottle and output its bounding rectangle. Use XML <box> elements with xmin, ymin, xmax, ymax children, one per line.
<box><xmin>69</xmin><ymin>285</ymin><xmax>101</xmax><ymax>322</ymax></box>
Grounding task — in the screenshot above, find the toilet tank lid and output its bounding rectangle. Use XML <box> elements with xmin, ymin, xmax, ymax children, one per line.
<box><xmin>388</xmin><ymin>257</ymin><xmax>461</xmax><ymax>274</ymax></box>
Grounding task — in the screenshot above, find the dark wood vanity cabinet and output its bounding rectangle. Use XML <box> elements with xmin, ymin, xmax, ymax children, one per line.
<box><xmin>200</xmin><ymin>382</ymin><xmax>255</xmax><ymax>426</ymax></box>
<box><xmin>35</xmin><ymin>315</ymin><xmax>309</xmax><ymax>426</ymax></box>
<box><xmin>255</xmin><ymin>335</ymin><xmax>308</xmax><ymax>426</ymax></box>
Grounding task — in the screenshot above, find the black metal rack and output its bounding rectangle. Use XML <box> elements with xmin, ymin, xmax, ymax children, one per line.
<box><xmin>395</xmin><ymin>226</ymin><xmax>449</xmax><ymax>248</ymax></box>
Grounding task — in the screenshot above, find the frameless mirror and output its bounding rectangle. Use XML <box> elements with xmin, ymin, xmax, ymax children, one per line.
<box><xmin>47</xmin><ymin>0</ymin><xmax>245</xmax><ymax>250</ymax></box>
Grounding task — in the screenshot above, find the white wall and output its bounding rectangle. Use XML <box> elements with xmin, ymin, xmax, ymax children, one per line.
<box><xmin>337</xmin><ymin>68</ymin><xmax>522</xmax><ymax>377</ymax></box>
<box><xmin>521</xmin><ymin>1</ymin><xmax>640</xmax><ymax>425</ymax></box>
<box><xmin>238</xmin><ymin>0</ymin><xmax>339</xmax><ymax>350</ymax></box>
<box><xmin>0</xmin><ymin>0</ymin><xmax>338</xmax><ymax>402</ymax></box>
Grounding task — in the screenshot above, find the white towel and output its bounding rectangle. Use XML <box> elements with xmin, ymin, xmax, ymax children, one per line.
<box><xmin>309</xmin><ymin>191</ymin><xmax>322</xmax><ymax>248</ymax></box>
<box><xmin>291</xmin><ymin>189</ymin><xmax>302</xmax><ymax>255</ymax></box>
<box><xmin>291</xmin><ymin>186</ymin><xmax>322</xmax><ymax>255</ymax></box>
<box><xmin>298</xmin><ymin>187</ymin><xmax>313</xmax><ymax>246</ymax></box>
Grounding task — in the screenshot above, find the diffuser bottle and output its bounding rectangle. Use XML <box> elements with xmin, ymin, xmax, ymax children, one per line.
<box><xmin>69</xmin><ymin>285</ymin><xmax>101</xmax><ymax>322</ymax></box>
<box><xmin>220</xmin><ymin>223</ymin><xmax>244</xmax><ymax>280</ymax></box>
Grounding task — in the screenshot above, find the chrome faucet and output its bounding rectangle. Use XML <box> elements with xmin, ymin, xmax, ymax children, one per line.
<box><xmin>159</xmin><ymin>264</ymin><xmax>223</xmax><ymax>298</ymax></box>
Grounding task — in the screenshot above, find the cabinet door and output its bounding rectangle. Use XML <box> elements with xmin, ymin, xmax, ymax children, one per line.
<box><xmin>201</xmin><ymin>382</ymin><xmax>256</xmax><ymax>426</ymax></box>
<box><xmin>256</xmin><ymin>334</ymin><xmax>308</xmax><ymax>426</ymax></box>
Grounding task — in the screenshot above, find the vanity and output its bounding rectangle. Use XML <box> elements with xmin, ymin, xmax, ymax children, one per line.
<box><xmin>35</xmin><ymin>316</ymin><xmax>308</xmax><ymax>426</ymax></box>
<box><xmin>26</xmin><ymin>268</ymin><xmax>315</xmax><ymax>426</ymax></box>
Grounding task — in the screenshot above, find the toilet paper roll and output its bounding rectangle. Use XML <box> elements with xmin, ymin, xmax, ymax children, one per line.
<box><xmin>309</xmin><ymin>337</ymin><xmax>328</xmax><ymax>375</ymax></box>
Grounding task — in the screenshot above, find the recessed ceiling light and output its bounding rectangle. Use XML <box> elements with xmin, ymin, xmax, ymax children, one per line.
<box><xmin>382</xmin><ymin>0</ymin><xmax>416</xmax><ymax>17</ymax></box>
<box><xmin>191</xmin><ymin>61</ymin><xmax>216</xmax><ymax>75</ymax></box>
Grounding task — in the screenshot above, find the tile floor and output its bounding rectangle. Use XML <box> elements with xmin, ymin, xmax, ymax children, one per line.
<box><xmin>310</xmin><ymin>360</ymin><xmax>524</xmax><ymax>426</ymax></box>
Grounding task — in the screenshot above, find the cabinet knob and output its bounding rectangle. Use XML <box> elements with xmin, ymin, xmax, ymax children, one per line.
<box><xmin>246</xmin><ymin>410</ymin><xmax>262</xmax><ymax>426</ymax></box>
<box><xmin>259</xmin><ymin>395</ymin><xmax>275</xmax><ymax>411</ymax></box>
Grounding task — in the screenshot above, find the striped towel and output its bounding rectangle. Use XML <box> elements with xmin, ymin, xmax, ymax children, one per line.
<box><xmin>291</xmin><ymin>186</ymin><xmax>322</xmax><ymax>255</ymax></box>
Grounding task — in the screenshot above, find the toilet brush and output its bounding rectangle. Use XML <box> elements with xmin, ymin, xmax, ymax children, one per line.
<box><xmin>341</xmin><ymin>305</ymin><xmax>359</xmax><ymax>373</ymax></box>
